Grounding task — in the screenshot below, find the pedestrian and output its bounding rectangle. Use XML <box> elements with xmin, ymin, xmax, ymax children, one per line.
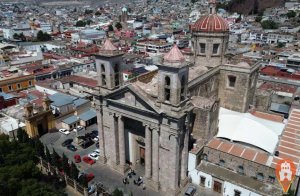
<box><xmin>142</xmin><ymin>183</ymin><xmax>146</xmax><ymax>190</ymax></box>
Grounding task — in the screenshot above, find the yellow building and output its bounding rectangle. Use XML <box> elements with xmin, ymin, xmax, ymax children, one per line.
<box><xmin>24</xmin><ymin>95</ymin><xmax>55</xmax><ymax>138</ymax></box>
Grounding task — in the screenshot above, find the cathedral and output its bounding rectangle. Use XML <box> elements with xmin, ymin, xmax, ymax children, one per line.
<box><xmin>93</xmin><ymin>1</ymin><xmax>260</xmax><ymax>195</ymax></box>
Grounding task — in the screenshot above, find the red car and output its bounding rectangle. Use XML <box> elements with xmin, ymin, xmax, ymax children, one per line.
<box><xmin>74</xmin><ymin>154</ymin><xmax>81</xmax><ymax>163</ymax></box>
<box><xmin>78</xmin><ymin>172</ymin><xmax>95</xmax><ymax>182</ymax></box>
<box><xmin>82</xmin><ymin>156</ymin><xmax>95</xmax><ymax>165</ymax></box>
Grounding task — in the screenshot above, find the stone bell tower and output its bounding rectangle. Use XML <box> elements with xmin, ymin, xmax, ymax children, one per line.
<box><xmin>191</xmin><ymin>0</ymin><xmax>229</xmax><ymax>68</ymax></box>
<box><xmin>157</xmin><ymin>44</ymin><xmax>189</xmax><ymax>109</ymax></box>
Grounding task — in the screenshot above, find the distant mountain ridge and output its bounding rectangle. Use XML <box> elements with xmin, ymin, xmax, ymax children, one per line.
<box><xmin>227</xmin><ymin>0</ymin><xmax>285</xmax><ymax>15</ymax></box>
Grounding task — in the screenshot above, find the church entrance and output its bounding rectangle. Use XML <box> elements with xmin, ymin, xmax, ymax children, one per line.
<box><xmin>139</xmin><ymin>147</ymin><xmax>145</xmax><ymax>165</ymax></box>
<box><xmin>123</xmin><ymin>117</ymin><xmax>145</xmax><ymax>174</ymax></box>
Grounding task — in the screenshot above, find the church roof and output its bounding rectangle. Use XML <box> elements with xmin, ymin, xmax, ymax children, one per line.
<box><xmin>163</xmin><ymin>44</ymin><xmax>185</xmax><ymax>63</ymax></box>
<box><xmin>192</xmin><ymin>14</ymin><xmax>229</xmax><ymax>33</ymax></box>
<box><xmin>102</xmin><ymin>39</ymin><xmax>117</xmax><ymax>51</ymax></box>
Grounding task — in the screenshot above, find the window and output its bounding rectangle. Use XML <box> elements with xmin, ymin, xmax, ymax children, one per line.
<box><xmin>164</xmin><ymin>76</ymin><xmax>171</xmax><ymax>101</ymax></box>
<box><xmin>268</xmin><ymin>176</ymin><xmax>275</xmax><ymax>183</ymax></box>
<box><xmin>101</xmin><ymin>64</ymin><xmax>106</xmax><ymax>86</ymax></box>
<box><xmin>212</xmin><ymin>44</ymin><xmax>219</xmax><ymax>54</ymax></box>
<box><xmin>180</xmin><ymin>76</ymin><xmax>185</xmax><ymax>101</ymax></box>
<box><xmin>200</xmin><ymin>43</ymin><xmax>206</xmax><ymax>54</ymax></box>
<box><xmin>227</xmin><ymin>75</ymin><xmax>237</xmax><ymax>88</ymax></box>
<box><xmin>28</xmin><ymin>80</ymin><xmax>32</xmax><ymax>86</ymax></box>
<box><xmin>202</xmin><ymin>153</ymin><xmax>208</xmax><ymax>161</ymax></box>
<box><xmin>114</xmin><ymin>64</ymin><xmax>119</xmax><ymax>86</ymax></box>
<box><xmin>234</xmin><ymin>190</ymin><xmax>241</xmax><ymax>196</ymax></box>
<box><xmin>238</xmin><ymin>165</ymin><xmax>244</xmax><ymax>174</ymax></box>
<box><xmin>219</xmin><ymin>159</ymin><xmax>225</xmax><ymax>167</ymax></box>
<box><xmin>257</xmin><ymin>173</ymin><xmax>264</xmax><ymax>181</ymax></box>
<box><xmin>8</xmin><ymin>85</ymin><xmax>12</xmax><ymax>91</ymax></box>
<box><xmin>17</xmin><ymin>83</ymin><xmax>21</xmax><ymax>89</ymax></box>
<box><xmin>200</xmin><ymin>176</ymin><xmax>206</xmax><ymax>186</ymax></box>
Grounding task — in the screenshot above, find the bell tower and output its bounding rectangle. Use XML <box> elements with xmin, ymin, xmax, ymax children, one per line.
<box><xmin>95</xmin><ymin>39</ymin><xmax>124</xmax><ymax>92</ymax></box>
<box><xmin>158</xmin><ymin>45</ymin><xmax>189</xmax><ymax>107</ymax></box>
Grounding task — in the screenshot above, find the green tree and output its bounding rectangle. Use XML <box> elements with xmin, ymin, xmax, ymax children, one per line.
<box><xmin>36</xmin><ymin>30</ymin><xmax>51</xmax><ymax>41</ymax></box>
<box><xmin>86</xmin><ymin>19</ymin><xmax>92</xmax><ymax>25</ymax></box>
<box><xmin>17</xmin><ymin>128</ymin><xmax>29</xmax><ymax>143</ymax></box>
<box><xmin>115</xmin><ymin>22</ymin><xmax>122</xmax><ymax>30</ymax></box>
<box><xmin>0</xmin><ymin>132</ymin><xmax>66</xmax><ymax>195</ymax></box>
<box><xmin>191</xmin><ymin>0</ymin><xmax>198</xmax><ymax>4</ymax></box>
<box><xmin>261</xmin><ymin>20</ymin><xmax>278</xmax><ymax>29</ymax></box>
<box><xmin>75</xmin><ymin>20</ymin><xmax>86</xmax><ymax>27</ymax></box>
<box><xmin>62</xmin><ymin>153</ymin><xmax>70</xmax><ymax>176</ymax></box>
<box><xmin>95</xmin><ymin>11</ymin><xmax>101</xmax><ymax>16</ymax></box>
<box><xmin>34</xmin><ymin>139</ymin><xmax>45</xmax><ymax>159</ymax></box>
<box><xmin>45</xmin><ymin>146</ymin><xmax>51</xmax><ymax>163</ymax></box>
<box><xmin>287</xmin><ymin>10</ymin><xmax>296</xmax><ymax>18</ymax></box>
<box><xmin>70</xmin><ymin>162</ymin><xmax>79</xmax><ymax>180</ymax></box>
<box><xmin>277</xmin><ymin>42</ymin><xmax>285</xmax><ymax>48</ymax></box>
<box><xmin>112</xmin><ymin>188</ymin><xmax>123</xmax><ymax>196</ymax></box>
<box><xmin>51</xmin><ymin>149</ymin><xmax>61</xmax><ymax>168</ymax></box>
<box><xmin>108</xmin><ymin>24</ymin><xmax>114</xmax><ymax>31</ymax></box>
<box><xmin>255</xmin><ymin>16</ymin><xmax>262</xmax><ymax>23</ymax></box>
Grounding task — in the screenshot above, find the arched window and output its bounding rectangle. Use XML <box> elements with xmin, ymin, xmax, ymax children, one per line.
<box><xmin>238</xmin><ymin>165</ymin><xmax>244</xmax><ymax>174</ymax></box>
<box><xmin>202</xmin><ymin>153</ymin><xmax>208</xmax><ymax>161</ymax></box>
<box><xmin>101</xmin><ymin>64</ymin><xmax>106</xmax><ymax>86</ymax></box>
<box><xmin>164</xmin><ymin>76</ymin><xmax>171</xmax><ymax>101</ymax></box>
<box><xmin>219</xmin><ymin>159</ymin><xmax>225</xmax><ymax>167</ymax></box>
<box><xmin>257</xmin><ymin>173</ymin><xmax>264</xmax><ymax>181</ymax></box>
<box><xmin>114</xmin><ymin>64</ymin><xmax>119</xmax><ymax>86</ymax></box>
<box><xmin>180</xmin><ymin>75</ymin><xmax>185</xmax><ymax>101</ymax></box>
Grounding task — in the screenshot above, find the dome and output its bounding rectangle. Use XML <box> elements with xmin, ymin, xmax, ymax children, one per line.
<box><xmin>236</xmin><ymin>62</ymin><xmax>250</xmax><ymax>68</ymax></box>
<box><xmin>192</xmin><ymin>14</ymin><xmax>229</xmax><ymax>33</ymax></box>
<box><xmin>122</xmin><ymin>7</ymin><xmax>127</xmax><ymax>12</ymax></box>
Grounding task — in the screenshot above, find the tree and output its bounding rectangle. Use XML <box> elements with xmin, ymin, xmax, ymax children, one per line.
<box><xmin>45</xmin><ymin>146</ymin><xmax>51</xmax><ymax>163</ymax></box>
<box><xmin>75</xmin><ymin>20</ymin><xmax>86</xmax><ymax>27</ymax></box>
<box><xmin>95</xmin><ymin>11</ymin><xmax>101</xmax><ymax>16</ymax></box>
<box><xmin>191</xmin><ymin>0</ymin><xmax>198</xmax><ymax>4</ymax></box>
<box><xmin>261</xmin><ymin>20</ymin><xmax>278</xmax><ymax>29</ymax></box>
<box><xmin>287</xmin><ymin>10</ymin><xmax>296</xmax><ymax>18</ymax></box>
<box><xmin>51</xmin><ymin>149</ymin><xmax>61</xmax><ymax>168</ymax></box>
<box><xmin>115</xmin><ymin>22</ymin><xmax>122</xmax><ymax>30</ymax></box>
<box><xmin>36</xmin><ymin>30</ymin><xmax>51</xmax><ymax>42</ymax></box>
<box><xmin>108</xmin><ymin>24</ymin><xmax>114</xmax><ymax>32</ymax></box>
<box><xmin>70</xmin><ymin>162</ymin><xmax>79</xmax><ymax>180</ymax></box>
<box><xmin>17</xmin><ymin>128</ymin><xmax>29</xmax><ymax>143</ymax></box>
<box><xmin>277</xmin><ymin>42</ymin><xmax>285</xmax><ymax>48</ymax></box>
<box><xmin>62</xmin><ymin>154</ymin><xmax>70</xmax><ymax>176</ymax></box>
<box><xmin>112</xmin><ymin>188</ymin><xmax>123</xmax><ymax>196</ymax></box>
<box><xmin>34</xmin><ymin>139</ymin><xmax>45</xmax><ymax>159</ymax></box>
<box><xmin>85</xmin><ymin>9</ymin><xmax>93</xmax><ymax>14</ymax></box>
<box><xmin>255</xmin><ymin>16</ymin><xmax>262</xmax><ymax>23</ymax></box>
<box><xmin>0</xmin><ymin>132</ymin><xmax>66</xmax><ymax>195</ymax></box>
<box><xmin>86</xmin><ymin>19</ymin><xmax>92</xmax><ymax>25</ymax></box>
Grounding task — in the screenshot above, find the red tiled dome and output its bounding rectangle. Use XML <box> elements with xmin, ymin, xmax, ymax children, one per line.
<box><xmin>192</xmin><ymin>14</ymin><xmax>229</xmax><ymax>33</ymax></box>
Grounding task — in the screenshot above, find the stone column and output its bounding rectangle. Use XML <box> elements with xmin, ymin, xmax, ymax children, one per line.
<box><xmin>118</xmin><ymin>116</ymin><xmax>126</xmax><ymax>169</ymax></box>
<box><xmin>111</xmin><ymin>114</ymin><xmax>119</xmax><ymax>165</ymax></box>
<box><xmin>96</xmin><ymin>108</ymin><xmax>106</xmax><ymax>163</ymax></box>
<box><xmin>152</xmin><ymin>128</ymin><xmax>159</xmax><ymax>183</ymax></box>
<box><xmin>180</xmin><ymin>130</ymin><xmax>189</xmax><ymax>182</ymax></box>
<box><xmin>145</xmin><ymin>124</ymin><xmax>152</xmax><ymax>179</ymax></box>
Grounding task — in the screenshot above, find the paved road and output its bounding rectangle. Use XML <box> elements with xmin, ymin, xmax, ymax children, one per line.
<box><xmin>40</xmin><ymin>126</ymin><xmax>160</xmax><ymax>196</ymax></box>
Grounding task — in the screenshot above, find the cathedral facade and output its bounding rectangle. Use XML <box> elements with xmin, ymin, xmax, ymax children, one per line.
<box><xmin>94</xmin><ymin>1</ymin><xmax>259</xmax><ymax>195</ymax></box>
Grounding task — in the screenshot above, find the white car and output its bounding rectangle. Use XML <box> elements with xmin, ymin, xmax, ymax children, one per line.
<box><xmin>59</xmin><ymin>129</ymin><xmax>70</xmax><ymax>135</ymax></box>
<box><xmin>93</xmin><ymin>136</ymin><xmax>99</xmax><ymax>142</ymax></box>
<box><xmin>93</xmin><ymin>149</ymin><xmax>100</xmax><ymax>155</ymax></box>
<box><xmin>73</xmin><ymin>125</ymin><xmax>84</xmax><ymax>132</ymax></box>
<box><xmin>88</xmin><ymin>152</ymin><xmax>99</xmax><ymax>160</ymax></box>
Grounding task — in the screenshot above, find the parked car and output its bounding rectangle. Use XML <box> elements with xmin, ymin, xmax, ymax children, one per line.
<box><xmin>96</xmin><ymin>142</ymin><xmax>99</xmax><ymax>148</ymax></box>
<box><xmin>133</xmin><ymin>177</ymin><xmax>143</xmax><ymax>186</ymax></box>
<box><xmin>88</xmin><ymin>152</ymin><xmax>99</xmax><ymax>160</ymax></box>
<box><xmin>78</xmin><ymin>172</ymin><xmax>95</xmax><ymax>182</ymax></box>
<box><xmin>74</xmin><ymin>154</ymin><xmax>81</xmax><ymax>163</ymax></box>
<box><xmin>59</xmin><ymin>129</ymin><xmax>70</xmax><ymax>135</ymax></box>
<box><xmin>80</xmin><ymin>139</ymin><xmax>94</xmax><ymax>149</ymax></box>
<box><xmin>185</xmin><ymin>186</ymin><xmax>196</xmax><ymax>196</ymax></box>
<box><xmin>67</xmin><ymin>144</ymin><xmax>77</xmax><ymax>151</ymax></box>
<box><xmin>82</xmin><ymin>156</ymin><xmax>95</xmax><ymax>165</ymax></box>
<box><xmin>74</xmin><ymin>125</ymin><xmax>84</xmax><ymax>132</ymax></box>
<box><xmin>93</xmin><ymin>149</ymin><xmax>100</xmax><ymax>156</ymax></box>
<box><xmin>62</xmin><ymin>139</ymin><xmax>73</xmax><ymax>147</ymax></box>
<box><xmin>92</xmin><ymin>136</ymin><xmax>99</xmax><ymax>142</ymax></box>
<box><xmin>91</xmin><ymin>130</ymin><xmax>98</xmax><ymax>135</ymax></box>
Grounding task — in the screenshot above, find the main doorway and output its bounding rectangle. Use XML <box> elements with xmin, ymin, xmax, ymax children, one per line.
<box><xmin>139</xmin><ymin>147</ymin><xmax>145</xmax><ymax>165</ymax></box>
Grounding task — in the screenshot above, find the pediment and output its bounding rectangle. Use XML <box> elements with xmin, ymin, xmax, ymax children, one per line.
<box><xmin>106</xmin><ymin>86</ymin><xmax>159</xmax><ymax>114</ymax></box>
